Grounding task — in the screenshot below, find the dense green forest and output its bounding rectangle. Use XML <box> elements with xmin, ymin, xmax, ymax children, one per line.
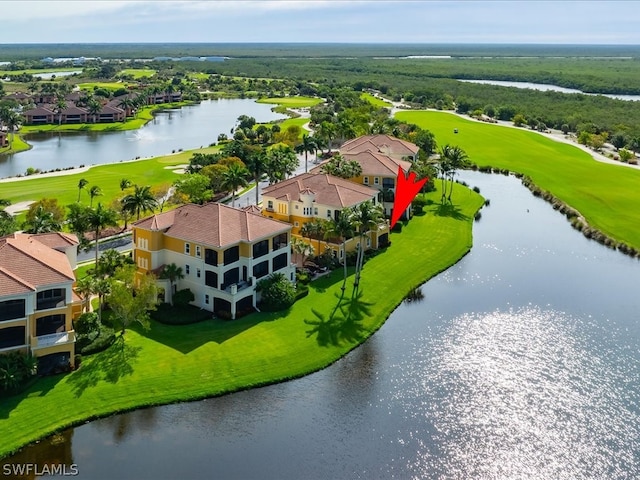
<box><xmin>2</xmin><ymin>43</ymin><xmax>640</xmax><ymax>138</ymax></box>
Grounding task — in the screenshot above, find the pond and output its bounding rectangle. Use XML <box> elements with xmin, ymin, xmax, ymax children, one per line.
<box><xmin>5</xmin><ymin>171</ymin><xmax>640</xmax><ymax>479</ymax></box>
<box><xmin>457</xmin><ymin>79</ymin><xmax>640</xmax><ymax>101</ymax></box>
<box><xmin>0</xmin><ymin>99</ymin><xmax>287</xmax><ymax>178</ymax></box>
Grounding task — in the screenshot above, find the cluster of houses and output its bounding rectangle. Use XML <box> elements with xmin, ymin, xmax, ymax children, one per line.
<box><xmin>2</xmin><ymin>89</ymin><xmax>182</xmax><ymax>126</ymax></box>
<box><xmin>0</xmin><ymin>133</ymin><xmax>420</xmax><ymax>374</ymax></box>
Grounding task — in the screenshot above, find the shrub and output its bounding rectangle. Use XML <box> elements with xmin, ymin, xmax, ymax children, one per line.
<box><xmin>295</xmin><ymin>284</ymin><xmax>309</xmax><ymax>300</ymax></box>
<box><xmin>76</xmin><ymin>325</ymin><xmax>116</xmax><ymax>355</ymax></box>
<box><xmin>472</xmin><ymin>186</ymin><xmax>481</xmax><ymax>193</ymax></box>
<box><xmin>391</xmin><ymin>222</ymin><xmax>403</xmax><ymax>233</ymax></box>
<box><xmin>173</xmin><ymin>288</ymin><xmax>195</xmax><ymax>307</ymax></box>
<box><xmin>74</xmin><ymin>312</ymin><xmax>99</xmax><ymax>336</ymax></box>
<box><xmin>257</xmin><ymin>273</ymin><xmax>296</xmax><ymax>312</ymax></box>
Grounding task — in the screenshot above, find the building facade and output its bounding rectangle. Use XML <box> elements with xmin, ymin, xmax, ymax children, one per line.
<box><xmin>0</xmin><ymin>233</ymin><xmax>80</xmax><ymax>374</ymax></box>
<box><xmin>132</xmin><ymin>203</ymin><xmax>295</xmax><ymax>319</ymax></box>
<box><xmin>261</xmin><ymin>173</ymin><xmax>390</xmax><ymax>261</ymax></box>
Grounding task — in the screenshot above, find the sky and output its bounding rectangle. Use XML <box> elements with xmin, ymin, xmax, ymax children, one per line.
<box><xmin>1</xmin><ymin>0</ymin><xmax>639</xmax><ymax>45</ymax></box>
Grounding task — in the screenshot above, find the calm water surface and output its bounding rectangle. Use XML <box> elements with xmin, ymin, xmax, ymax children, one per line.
<box><xmin>458</xmin><ymin>79</ymin><xmax>640</xmax><ymax>101</ymax></box>
<box><xmin>0</xmin><ymin>99</ymin><xmax>286</xmax><ymax>178</ymax></box>
<box><xmin>5</xmin><ymin>172</ymin><xmax>640</xmax><ymax>479</ymax></box>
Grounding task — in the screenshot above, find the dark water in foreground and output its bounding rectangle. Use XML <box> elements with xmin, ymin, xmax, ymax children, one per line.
<box><xmin>0</xmin><ymin>99</ymin><xmax>286</xmax><ymax>178</ymax></box>
<box><xmin>4</xmin><ymin>172</ymin><xmax>640</xmax><ymax>479</ymax></box>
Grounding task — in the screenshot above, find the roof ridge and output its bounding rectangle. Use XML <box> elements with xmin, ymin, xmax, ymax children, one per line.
<box><xmin>5</xmin><ymin>238</ymin><xmax>75</xmax><ymax>282</ymax></box>
<box><xmin>0</xmin><ymin>264</ymin><xmax>36</xmax><ymax>291</ymax></box>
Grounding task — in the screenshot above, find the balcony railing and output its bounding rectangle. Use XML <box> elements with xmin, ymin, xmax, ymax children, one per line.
<box><xmin>223</xmin><ymin>279</ymin><xmax>253</xmax><ymax>295</ymax></box>
<box><xmin>31</xmin><ymin>331</ymin><xmax>75</xmax><ymax>349</ymax></box>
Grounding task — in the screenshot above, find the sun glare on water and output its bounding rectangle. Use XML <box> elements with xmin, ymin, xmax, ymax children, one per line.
<box><xmin>391</xmin><ymin>306</ymin><xmax>640</xmax><ymax>479</ymax></box>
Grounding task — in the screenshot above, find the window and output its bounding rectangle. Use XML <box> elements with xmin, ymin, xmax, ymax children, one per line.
<box><xmin>205</xmin><ymin>270</ymin><xmax>218</xmax><ymax>288</ymax></box>
<box><xmin>137</xmin><ymin>257</ymin><xmax>148</xmax><ymax>269</ymax></box>
<box><xmin>294</xmin><ymin>221</ymin><xmax>299</xmax><ymax>227</ymax></box>
<box><xmin>205</xmin><ymin>294</ymin><xmax>210</xmax><ymax>305</ymax></box>
<box><xmin>196</xmin><ymin>245</ymin><xmax>201</xmax><ymax>257</ymax></box>
<box><xmin>303</xmin><ymin>207</ymin><xmax>312</xmax><ymax>215</ymax></box>
<box><xmin>340</xmin><ymin>248</ymin><xmax>344</xmax><ymax>259</ymax></box>
<box><xmin>222</xmin><ymin>268</ymin><xmax>240</xmax><ymax>289</ymax></box>
<box><xmin>295</xmin><ymin>205</ymin><xmax>299</xmax><ymax>209</ymax></box>
<box><xmin>327</xmin><ymin>209</ymin><xmax>332</xmax><ymax>218</ymax></box>
<box><xmin>223</xmin><ymin>246</ymin><xmax>240</xmax><ymax>265</ymax></box>
<box><xmin>205</xmin><ymin>248</ymin><xmax>217</xmax><ymax>266</ymax></box>
<box><xmin>367</xmin><ymin>237</ymin><xmax>371</xmax><ymax>247</ymax></box>
<box><xmin>36</xmin><ymin>288</ymin><xmax>66</xmax><ymax>311</ymax></box>
<box><xmin>363</xmin><ymin>177</ymin><xmax>369</xmax><ymax>185</ymax></box>
<box><xmin>197</xmin><ymin>268</ymin><xmax>201</xmax><ymax>278</ymax></box>
<box><xmin>374</xmin><ymin>177</ymin><xmax>379</xmax><ymax>185</ymax></box>
<box><xmin>185</xmin><ymin>265</ymin><xmax>190</xmax><ymax>275</ymax></box>
<box><xmin>0</xmin><ymin>299</ymin><xmax>26</xmax><ymax>322</ymax></box>
<box><xmin>253</xmin><ymin>239</ymin><xmax>270</xmax><ymax>259</ymax></box>
<box><xmin>0</xmin><ymin>326</ymin><xmax>25</xmax><ymax>349</ymax></box>
<box><xmin>272</xmin><ymin>252</ymin><xmax>288</xmax><ymax>271</ymax></box>
<box><xmin>314</xmin><ymin>207</ymin><xmax>318</xmax><ymax>215</ymax></box>
<box><xmin>273</xmin><ymin>232</ymin><xmax>288</xmax><ymax>250</ymax></box>
<box><xmin>36</xmin><ymin>314</ymin><xmax>65</xmax><ymax>336</ymax></box>
<box><xmin>267</xmin><ymin>200</ymin><xmax>274</xmax><ymax>210</ymax></box>
<box><xmin>253</xmin><ymin>260</ymin><xmax>269</xmax><ymax>279</ymax></box>
<box><xmin>185</xmin><ymin>243</ymin><xmax>191</xmax><ymax>255</ymax></box>
<box><xmin>137</xmin><ymin>237</ymin><xmax>148</xmax><ymax>249</ymax></box>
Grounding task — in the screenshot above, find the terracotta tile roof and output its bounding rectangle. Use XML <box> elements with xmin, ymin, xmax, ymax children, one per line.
<box><xmin>27</xmin><ymin>232</ymin><xmax>79</xmax><ymax>251</ymax></box>
<box><xmin>262</xmin><ymin>173</ymin><xmax>378</xmax><ymax>209</ymax></box>
<box><xmin>341</xmin><ymin>134</ymin><xmax>419</xmax><ymax>156</ymax></box>
<box><xmin>241</xmin><ymin>205</ymin><xmax>263</xmax><ymax>215</ymax></box>
<box><xmin>341</xmin><ymin>150</ymin><xmax>412</xmax><ymax>177</ymax></box>
<box><xmin>133</xmin><ymin>203</ymin><xmax>291</xmax><ymax>248</ymax></box>
<box><xmin>100</xmin><ymin>105</ymin><xmax>124</xmax><ymax>114</ymax></box>
<box><xmin>23</xmin><ymin>105</ymin><xmax>55</xmax><ymax>116</ymax></box>
<box><xmin>61</xmin><ymin>104</ymin><xmax>88</xmax><ymax>115</ymax></box>
<box><xmin>0</xmin><ymin>233</ymin><xmax>76</xmax><ymax>297</ymax></box>
<box><xmin>0</xmin><ymin>266</ymin><xmax>35</xmax><ymax>296</ymax></box>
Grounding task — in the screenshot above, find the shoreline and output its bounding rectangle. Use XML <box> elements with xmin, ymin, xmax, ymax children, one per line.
<box><xmin>0</xmin><ymin>185</ymin><xmax>484</xmax><ymax>459</ymax></box>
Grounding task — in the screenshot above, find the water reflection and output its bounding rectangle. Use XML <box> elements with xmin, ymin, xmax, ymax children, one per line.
<box><xmin>393</xmin><ymin>306</ymin><xmax>640</xmax><ymax>479</ymax></box>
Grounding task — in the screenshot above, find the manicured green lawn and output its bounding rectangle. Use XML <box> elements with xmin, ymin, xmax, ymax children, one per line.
<box><xmin>77</xmin><ymin>82</ymin><xmax>133</xmax><ymax>91</ymax></box>
<box><xmin>257</xmin><ymin>96</ymin><xmax>323</xmax><ymax>108</ymax></box>
<box><xmin>0</xmin><ymin>146</ymin><xmax>219</xmax><ymax>207</ymax></box>
<box><xmin>360</xmin><ymin>92</ymin><xmax>392</xmax><ymax>108</ymax></box>
<box><xmin>0</xmin><ymin>136</ymin><xmax>31</xmax><ymax>155</ymax></box>
<box><xmin>0</xmin><ymin>183</ymin><xmax>482</xmax><ymax>459</ymax></box>
<box><xmin>397</xmin><ymin>110</ymin><xmax>640</xmax><ymax>250</ymax></box>
<box><xmin>117</xmin><ymin>68</ymin><xmax>157</xmax><ymax>79</ymax></box>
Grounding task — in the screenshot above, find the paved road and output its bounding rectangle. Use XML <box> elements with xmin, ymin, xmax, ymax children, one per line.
<box><xmin>78</xmin><ymin>234</ymin><xmax>133</xmax><ymax>263</ymax></box>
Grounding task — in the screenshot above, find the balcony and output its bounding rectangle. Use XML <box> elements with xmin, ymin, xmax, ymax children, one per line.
<box><xmin>31</xmin><ymin>331</ymin><xmax>75</xmax><ymax>349</ymax></box>
<box><xmin>223</xmin><ymin>279</ymin><xmax>253</xmax><ymax>295</ymax></box>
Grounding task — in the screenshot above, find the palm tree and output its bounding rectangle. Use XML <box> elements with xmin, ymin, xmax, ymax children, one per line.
<box><xmin>160</xmin><ymin>263</ymin><xmax>184</xmax><ymax>305</ymax></box>
<box><xmin>75</xmin><ymin>276</ymin><xmax>95</xmax><ymax>313</ymax></box>
<box><xmin>22</xmin><ymin>205</ymin><xmax>62</xmax><ymax>234</ymax></box>
<box><xmin>55</xmin><ymin>97</ymin><xmax>67</xmax><ymax>127</ymax></box>
<box><xmin>439</xmin><ymin>144</ymin><xmax>469</xmax><ymax>203</ymax></box>
<box><xmin>77</xmin><ymin>178</ymin><xmax>89</xmax><ymax>202</ymax></box>
<box><xmin>294</xmin><ymin>134</ymin><xmax>317</xmax><ymax>173</ymax></box>
<box><xmin>89</xmin><ymin>185</ymin><xmax>102</xmax><ymax>207</ymax></box>
<box><xmin>87</xmin><ymin>98</ymin><xmax>102</xmax><ymax>123</ymax></box>
<box><xmin>0</xmin><ymin>108</ymin><xmax>22</xmax><ymax>150</ymax></box>
<box><xmin>351</xmin><ymin>201</ymin><xmax>384</xmax><ymax>288</ymax></box>
<box><xmin>93</xmin><ymin>277</ymin><xmax>111</xmax><ymax>324</ymax></box>
<box><xmin>300</xmin><ymin>219</ymin><xmax>326</xmax><ymax>257</ymax></box>
<box><xmin>222</xmin><ymin>163</ymin><xmax>249</xmax><ymax>208</ymax></box>
<box><xmin>122</xmin><ymin>184</ymin><xmax>158</xmax><ymax>220</ymax></box>
<box><xmin>290</xmin><ymin>236</ymin><xmax>314</xmax><ymax>268</ymax></box>
<box><xmin>86</xmin><ymin>203</ymin><xmax>118</xmax><ymax>267</ymax></box>
<box><xmin>245</xmin><ymin>150</ymin><xmax>268</xmax><ymax>205</ymax></box>
<box><xmin>120</xmin><ymin>178</ymin><xmax>132</xmax><ymax>192</ymax></box>
<box><xmin>317</xmin><ymin>121</ymin><xmax>337</xmax><ymax>154</ymax></box>
<box><xmin>326</xmin><ymin>210</ymin><xmax>354</xmax><ymax>291</ymax></box>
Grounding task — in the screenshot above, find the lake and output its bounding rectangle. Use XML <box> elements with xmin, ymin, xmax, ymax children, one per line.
<box><xmin>458</xmin><ymin>79</ymin><xmax>640</xmax><ymax>101</ymax></box>
<box><xmin>5</xmin><ymin>171</ymin><xmax>640</xmax><ymax>479</ymax></box>
<box><xmin>0</xmin><ymin>99</ymin><xmax>287</xmax><ymax>178</ymax></box>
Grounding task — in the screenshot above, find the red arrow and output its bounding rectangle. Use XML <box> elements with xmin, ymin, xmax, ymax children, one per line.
<box><xmin>390</xmin><ymin>166</ymin><xmax>427</xmax><ymax>229</ymax></box>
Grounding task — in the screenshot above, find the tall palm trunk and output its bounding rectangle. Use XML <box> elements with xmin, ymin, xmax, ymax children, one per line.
<box><xmin>341</xmin><ymin>237</ymin><xmax>348</xmax><ymax>291</ymax></box>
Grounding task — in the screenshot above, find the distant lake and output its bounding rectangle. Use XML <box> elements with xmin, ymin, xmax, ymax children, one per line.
<box><xmin>458</xmin><ymin>79</ymin><xmax>640</xmax><ymax>101</ymax></box>
<box><xmin>0</xmin><ymin>99</ymin><xmax>286</xmax><ymax>178</ymax></box>
<box><xmin>33</xmin><ymin>70</ymin><xmax>83</xmax><ymax>79</ymax></box>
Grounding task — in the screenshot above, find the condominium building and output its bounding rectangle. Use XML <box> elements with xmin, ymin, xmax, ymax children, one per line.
<box><xmin>0</xmin><ymin>232</ymin><xmax>80</xmax><ymax>374</ymax></box>
<box><xmin>132</xmin><ymin>203</ymin><xmax>295</xmax><ymax>319</ymax></box>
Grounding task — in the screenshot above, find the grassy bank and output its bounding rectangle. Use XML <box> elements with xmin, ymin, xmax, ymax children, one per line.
<box><xmin>397</xmin><ymin>110</ymin><xmax>640</xmax><ymax>250</ymax></box>
<box><xmin>0</xmin><ymin>184</ymin><xmax>483</xmax><ymax>459</ymax></box>
<box><xmin>257</xmin><ymin>96</ymin><xmax>323</xmax><ymax>108</ymax></box>
<box><xmin>360</xmin><ymin>92</ymin><xmax>392</xmax><ymax>108</ymax></box>
<box><xmin>0</xmin><ymin>146</ymin><xmax>219</xmax><ymax>206</ymax></box>
<box><xmin>0</xmin><ymin>136</ymin><xmax>31</xmax><ymax>155</ymax></box>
